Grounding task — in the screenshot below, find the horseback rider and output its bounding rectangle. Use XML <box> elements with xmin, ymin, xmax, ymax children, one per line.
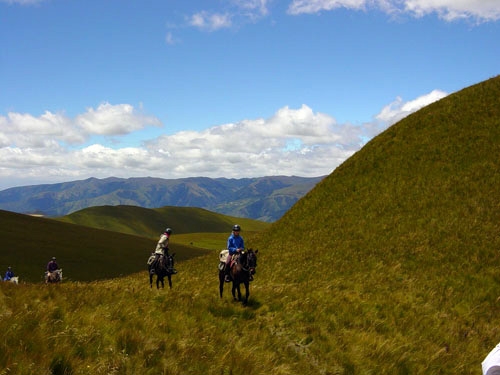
<box><xmin>3</xmin><ymin>266</ymin><xmax>14</xmax><ymax>281</ymax></box>
<box><xmin>224</xmin><ymin>224</ymin><xmax>244</xmax><ymax>282</ymax></box>
<box><xmin>47</xmin><ymin>257</ymin><xmax>59</xmax><ymax>273</ymax></box>
<box><xmin>152</xmin><ymin>228</ymin><xmax>177</xmax><ymax>274</ymax></box>
<box><xmin>46</xmin><ymin>257</ymin><xmax>61</xmax><ymax>282</ymax></box>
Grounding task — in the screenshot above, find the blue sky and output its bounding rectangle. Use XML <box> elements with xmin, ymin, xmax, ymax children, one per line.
<box><xmin>1</xmin><ymin>0</ymin><xmax>499</xmax><ymax>190</ymax></box>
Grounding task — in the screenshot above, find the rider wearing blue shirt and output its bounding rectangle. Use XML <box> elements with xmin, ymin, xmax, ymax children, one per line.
<box><xmin>225</xmin><ymin>224</ymin><xmax>244</xmax><ymax>282</ymax></box>
<box><xmin>3</xmin><ymin>267</ymin><xmax>14</xmax><ymax>281</ymax></box>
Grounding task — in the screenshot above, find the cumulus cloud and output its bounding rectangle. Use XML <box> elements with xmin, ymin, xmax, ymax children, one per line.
<box><xmin>0</xmin><ymin>111</ymin><xmax>85</xmax><ymax>147</ymax></box>
<box><xmin>376</xmin><ymin>89</ymin><xmax>448</xmax><ymax>124</ymax></box>
<box><xmin>75</xmin><ymin>102</ymin><xmax>162</xmax><ymax>136</ymax></box>
<box><xmin>0</xmin><ymin>92</ymin><xmax>447</xmax><ymax>190</ymax></box>
<box><xmin>287</xmin><ymin>0</ymin><xmax>500</xmax><ymax>22</ymax></box>
<box><xmin>0</xmin><ymin>103</ymin><xmax>161</xmax><ymax>151</ymax></box>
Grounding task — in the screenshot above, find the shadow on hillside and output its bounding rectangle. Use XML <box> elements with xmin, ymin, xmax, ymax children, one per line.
<box><xmin>208</xmin><ymin>298</ymin><xmax>261</xmax><ymax>318</ymax></box>
<box><xmin>245</xmin><ymin>299</ymin><xmax>261</xmax><ymax>310</ymax></box>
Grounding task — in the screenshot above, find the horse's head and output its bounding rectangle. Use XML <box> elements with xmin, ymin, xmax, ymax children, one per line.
<box><xmin>166</xmin><ymin>253</ymin><xmax>175</xmax><ymax>267</ymax></box>
<box><xmin>246</xmin><ymin>248</ymin><xmax>258</xmax><ymax>275</ymax></box>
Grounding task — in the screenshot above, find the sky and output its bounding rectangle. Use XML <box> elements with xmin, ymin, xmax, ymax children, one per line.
<box><xmin>1</xmin><ymin>0</ymin><xmax>499</xmax><ymax>191</ymax></box>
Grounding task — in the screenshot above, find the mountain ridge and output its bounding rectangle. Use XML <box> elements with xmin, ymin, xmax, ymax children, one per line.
<box><xmin>0</xmin><ymin>175</ymin><xmax>324</xmax><ymax>221</ymax></box>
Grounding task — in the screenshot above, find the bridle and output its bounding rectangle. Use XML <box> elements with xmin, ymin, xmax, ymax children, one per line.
<box><xmin>239</xmin><ymin>250</ymin><xmax>257</xmax><ymax>275</ymax></box>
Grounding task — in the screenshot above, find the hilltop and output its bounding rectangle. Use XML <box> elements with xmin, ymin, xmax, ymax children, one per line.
<box><xmin>0</xmin><ymin>175</ymin><xmax>324</xmax><ymax>222</ymax></box>
<box><xmin>0</xmin><ymin>75</ymin><xmax>499</xmax><ymax>374</ymax></box>
<box><xmin>56</xmin><ymin>205</ymin><xmax>269</xmax><ymax>238</ymax></box>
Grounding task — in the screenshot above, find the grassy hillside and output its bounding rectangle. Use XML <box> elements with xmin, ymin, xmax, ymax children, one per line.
<box><xmin>56</xmin><ymin>205</ymin><xmax>269</xmax><ymax>239</ymax></box>
<box><xmin>250</xmin><ymin>74</ymin><xmax>500</xmax><ymax>372</ymax></box>
<box><xmin>0</xmin><ymin>75</ymin><xmax>499</xmax><ymax>374</ymax></box>
<box><xmin>0</xmin><ymin>210</ymin><xmax>209</xmax><ymax>283</ymax></box>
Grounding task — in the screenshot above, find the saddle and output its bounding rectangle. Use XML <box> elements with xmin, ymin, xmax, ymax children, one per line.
<box><xmin>147</xmin><ymin>254</ymin><xmax>156</xmax><ymax>265</ymax></box>
<box><xmin>218</xmin><ymin>249</ymin><xmax>239</xmax><ymax>271</ymax></box>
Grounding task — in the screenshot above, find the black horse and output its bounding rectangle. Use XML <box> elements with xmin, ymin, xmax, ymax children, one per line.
<box><xmin>219</xmin><ymin>249</ymin><xmax>258</xmax><ymax>305</ymax></box>
<box><xmin>148</xmin><ymin>253</ymin><xmax>176</xmax><ymax>289</ymax></box>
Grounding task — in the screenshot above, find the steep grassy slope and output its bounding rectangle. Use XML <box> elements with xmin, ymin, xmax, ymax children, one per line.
<box><xmin>249</xmin><ymin>75</ymin><xmax>500</xmax><ymax>372</ymax></box>
<box><xmin>56</xmin><ymin>205</ymin><xmax>269</xmax><ymax>238</ymax></box>
<box><xmin>0</xmin><ymin>210</ymin><xmax>208</xmax><ymax>283</ymax></box>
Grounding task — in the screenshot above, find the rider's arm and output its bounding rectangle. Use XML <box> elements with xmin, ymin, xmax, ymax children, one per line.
<box><xmin>227</xmin><ymin>237</ymin><xmax>237</xmax><ymax>255</ymax></box>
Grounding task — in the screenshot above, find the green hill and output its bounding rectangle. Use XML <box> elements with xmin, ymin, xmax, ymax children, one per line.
<box><xmin>0</xmin><ymin>209</ymin><xmax>209</xmax><ymax>283</ymax></box>
<box><xmin>56</xmin><ymin>205</ymin><xmax>269</xmax><ymax>238</ymax></box>
<box><xmin>1</xmin><ymin>75</ymin><xmax>499</xmax><ymax>374</ymax></box>
<box><xmin>250</xmin><ymin>74</ymin><xmax>500</xmax><ymax>372</ymax></box>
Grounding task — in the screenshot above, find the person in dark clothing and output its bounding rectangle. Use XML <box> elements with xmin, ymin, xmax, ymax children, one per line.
<box><xmin>47</xmin><ymin>257</ymin><xmax>59</xmax><ymax>272</ymax></box>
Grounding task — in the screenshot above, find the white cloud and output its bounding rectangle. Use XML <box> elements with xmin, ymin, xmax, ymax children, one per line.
<box><xmin>288</xmin><ymin>0</ymin><xmax>367</xmax><ymax>14</ymax></box>
<box><xmin>0</xmin><ymin>111</ymin><xmax>85</xmax><ymax>147</ymax></box>
<box><xmin>404</xmin><ymin>0</ymin><xmax>500</xmax><ymax>22</ymax></box>
<box><xmin>375</xmin><ymin>89</ymin><xmax>448</xmax><ymax>124</ymax></box>
<box><xmin>0</xmin><ymin>103</ymin><xmax>161</xmax><ymax>152</ymax></box>
<box><xmin>188</xmin><ymin>11</ymin><xmax>233</xmax><ymax>31</ymax></box>
<box><xmin>287</xmin><ymin>0</ymin><xmax>500</xmax><ymax>22</ymax></box>
<box><xmin>75</xmin><ymin>102</ymin><xmax>162</xmax><ymax>136</ymax></box>
<box><xmin>0</xmin><ymin>92</ymin><xmax>445</xmax><ymax>190</ymax></box>
<box><xmin>232</xmin><ymin>0</ymin><xmax>270</xmax><ymax>17</ymax></box>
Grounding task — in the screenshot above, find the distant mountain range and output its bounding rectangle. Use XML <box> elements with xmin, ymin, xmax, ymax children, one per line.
<box><xmin>0</xmin><ymin>175</ymin><xmax>324</xmax><ymax>221</ymax></box>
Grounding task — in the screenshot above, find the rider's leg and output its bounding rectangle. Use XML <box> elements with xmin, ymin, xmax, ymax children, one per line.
<box><xmin>151</xmin><ymin>254</ymin><xmax>159</xmax><ymax>273</ymax></box>
<box><xmin>224</xmin><ymin>255</ymin><xmax>232</xmax><ymax>282</ymax></box>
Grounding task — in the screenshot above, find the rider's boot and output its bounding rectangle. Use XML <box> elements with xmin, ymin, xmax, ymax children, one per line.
<box><xmin>224</xmin><ymin>264</ymin><xmax>231</xmax><ymax>282</ymax></box>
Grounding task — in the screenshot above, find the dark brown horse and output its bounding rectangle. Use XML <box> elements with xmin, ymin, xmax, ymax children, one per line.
<box><xmin>149</xmin><ymin>253</ymin><xmax>176</xmax><ymax>289</ymax></box>
<box><xmin>219</xmin><ymin>249</ymin><xmax>258</xmax><ymax>305</ymax></box>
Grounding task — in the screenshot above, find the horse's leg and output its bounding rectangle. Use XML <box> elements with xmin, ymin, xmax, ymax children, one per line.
<box><xmin>231</xmin><ymin>282</ymin><xmax>237</xmax><ymax>300</ymax></box>
<box><xmin>237</xmin><ymin>283</ymin><xmax>243</xmax><ymax>301</ymax></box>
<box><xmin>149</xmin><ymin>273</ymin><xmax>153</xmax><ymax>288</ymax></box>
<box><xmin>167</xmin><ymin>274</ymin><xmax>172</xmax><ymax>289</ymax></box>
<box><xmin>233</xmin><ymin>282</ymin><xmax>242</xmax><ymax>301</ymax></box>
<box><xmin>219</xmin><ymin>271</ymin><xmax>224</xmax><ymax>298</ymax></box>
<box><xmin>243</xmin><ymin>280</ymin><xmax>250</xmax><ymax>305</ymax></box>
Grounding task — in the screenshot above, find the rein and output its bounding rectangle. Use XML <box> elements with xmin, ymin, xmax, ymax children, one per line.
<box><xmin>237</xmin><ymin>251</ymin><xmax>255</xmax><ymax>273</ymax></box>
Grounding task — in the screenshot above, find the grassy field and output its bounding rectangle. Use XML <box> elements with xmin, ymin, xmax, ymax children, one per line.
<box><xmin>1</xmin><ymin>75</ymin><xmax>500</xmax><ymax>374</ymax></box>
<box><xmin>0</xmin><ymin>207</ymin><xmax>267</xmax><ymax>283</ymax></box>
<box><xmin>0</xmin><ymin>210</ymin><xmax>160</xmax><ymax>283</ymax></box>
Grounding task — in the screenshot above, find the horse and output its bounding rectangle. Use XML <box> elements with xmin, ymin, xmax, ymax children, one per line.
<box><xmin>45</xmin><ymin>269</ymin><xmax>63</xmax><ymax>284</ymax></box>
<box><xmin>219</xmin><ymin>248</ymin><xmax>258</xmax><ymax>305</ymax></box>
<box><xmin>148</xmin><ymin>253</ymin><xmax>176</xmax><ymax>289</ymax></box>
<box><xmin>4</xmin><ymin>276</ymin><xmax>19</xmax><ymax>284</ymax></box>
